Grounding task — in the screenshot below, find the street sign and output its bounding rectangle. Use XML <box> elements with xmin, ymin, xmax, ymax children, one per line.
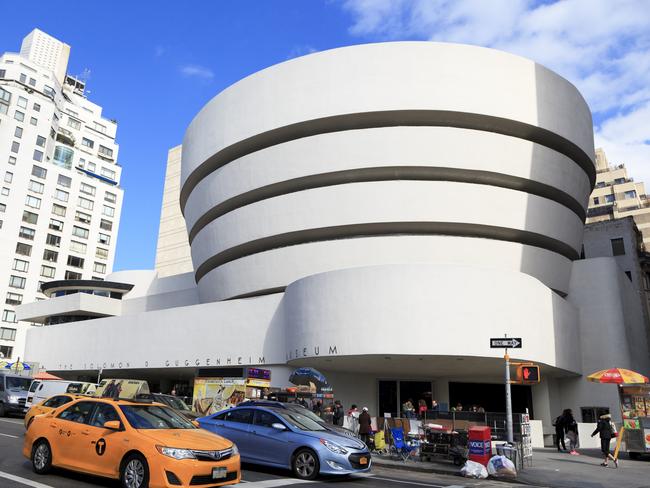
<box><xmin>490</xmin><ymin>338</ymin><xmax>522</xmax><ymax>348</ymax></box>
<box><xmin>517</xmin><ymin>365</ymin><xmax>541</xmax><ymax>383</ymax></box>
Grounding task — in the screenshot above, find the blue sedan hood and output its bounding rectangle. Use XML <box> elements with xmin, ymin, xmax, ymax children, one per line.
<box><xmin>301</xmin><ymin>429</ymin><xmax>367</xmax><ymax>450</ymax></box>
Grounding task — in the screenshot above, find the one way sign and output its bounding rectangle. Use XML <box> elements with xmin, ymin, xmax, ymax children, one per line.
<box><xmin>490</xmin><ymin>337</ymin><xmax>522</xmax><ymax>348</ymax></box>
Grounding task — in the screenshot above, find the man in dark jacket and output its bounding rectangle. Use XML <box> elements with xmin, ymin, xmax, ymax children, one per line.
<box><xmin>333</xmin><ymin>400</ymin><xmax>344</xmax><ymax>426</ymax></box>
<box><xmin>553</xmin><ymin>413</ymin><xmax>566</xmax><ymax>451</ymax></box>
<box><xmin>592</xmin><ymin>414</ymin><xmax>618</xmax><ymax>467</ymax></box>
<box><xmin>359</xmin><ymin>407</ymin><xmax>372</xmax><ymax>446</ymax></box>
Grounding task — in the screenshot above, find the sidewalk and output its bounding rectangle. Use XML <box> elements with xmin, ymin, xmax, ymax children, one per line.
<box><xmin>373</xmin><ymin>448</ymin><xmax>650</xmax><ymax>488</ymax></box>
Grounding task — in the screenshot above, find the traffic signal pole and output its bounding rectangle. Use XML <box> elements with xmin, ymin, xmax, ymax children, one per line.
<box><xmin>505</xmin><ymin>351</ymin><xmax>514</xmax><ymax>443</ymax></box>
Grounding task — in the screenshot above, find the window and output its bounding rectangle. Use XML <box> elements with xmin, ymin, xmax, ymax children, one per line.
<box><xmin>8</xmin><ymin>156</ymin><xmax>16</xmax><ymax>165</ymax></box>
<box><xmin>43</xmin><ymin>249</ymin><xmax>58</xmax><ymax>263</ymax></box>
<box><xmin>78</xmin><ymin>197</ymin><xmax>94</xmax><ymax>210</ymax></box>
<box><xmin>4</xmin><ymin>171</ymin><xmax>12</xmax><ymax>183</ymax></box>
<box><xmin>33</xmin><ymin>103</ymin><xmax>40</xmax><ymax>112</ymax></box>
<box><xmin>0</xmin><ymin>203</ymin><xmax>5</xmax><ymax>213</ymax></box>
<box><xmin>46</xmin><ymin>234</ymin><xmax>61</xmax><ymax>247</ymax></box>
<box><xmin>253</xmin><ymin>410</ymin><xmax>281</xmax><ymax>428</ymax></box>
<box><xmin>54</xmin><ymin>189</ymin><xmax>69</xmax><ymax>202</ymax></box>
<box><xmin>52</xmin><ymin>204</ymin><xmax>67</xmax><ymax>217</ymax></box>
<box><xmin>98</xmin><ymin>233</ymin><xmax>110</xmax><ymax>245</ymax></box>
<box><xmin>93</xmin><ymin>262</ymin><xmax>107</xmax><ymax>274</ymax></box>
<box><xmin>28</xmin><ymin>77</ymin><xmax>36</xmax><ymax>87</ymax></box>
<box><xmin>36</xmin><ymin>135</ymin><xmax>46</xmax><ymax>147</ymax></box>
<box><xmin>87</xmin><ymin>162</ymin><xmax>96</xmax><ymax>172</ymax></box>
<box><xmin>30</xmin><ymin>117</ymin><xmax>37</xmax><ymax>126</ymax></box>
<box><xmin>53</xmin><ymin>146</ymin><xmax>74</xmax><ymax>169</ymax></box>
<box><xmin>105</xmin><ymin>192</ymin><xmax>117</xmax><ymax>204</ymax></box>
<box><xmin>625</xmin><ymin>271</ymin><xmax>632</xmax><ymax>281</ymax></box>
<box><xmin>611</xmin><ymin>238</ymin><xmax>625</xmax><ymax>256</ymax></box>
<box><xmin>14</xmin><ymin>126</ymin><xmax>22</xmax><ymax>138</ymax></box>
<box><xmin>101</xmin><ymin>167</ymin><xmax>116</xmax><ymax>180</ymax></box>
<box><xmin>11</xmin><ymin>141</ymin><xmax>19</xmax><ymax>153</ymax></box>
<box><xmin>17</xmin><ymin>96</ymin><xmax>27</xmax><ymax>108</ymax></box>
<box><xmin>57</xmin><ymin>175</ymin><xmax>71</xmax><ymax>188</ymax></box>
<box><xmin>67</xmin><ymin>255</ymin><xmax>85</xmax><ymax>268</ymax></box>
<box><xmin>40</xmin><ymin>265</ymin><xmax>55</xmax><ymax>278</ymax></box>
<box><xmin>81</xmin><ymin>137</ymin><xmax>94</xmax><ymax>148</ymax></box>
<box><xmin>72</xmin><ymin>226</ymin><xmax>89</xmax><ymax>239</ymax></box>
<box><xmin>100</xmin><ymin>219</ymin><xmax>113</xmax><ymax>231</ymax></box>
<box><xmin>59</xmin><ymin>401</ymin><xmax>95</xmax><ymax>424</ymax></box>
<box><xmin>94</xmin><ymin>122</ymin><xmax>107</xmax><ymax>133</ymax></box>
<box><xmin>581</xmin><ymin>407</ymin><xmax>610</xmax><ymax>423</ymax></box>
<box><xmin>0</xmin><ymin>327</ymin><xmax>17</xmax><ymax>339</ymax></box>
<box><xmin>75</xmin><ymin>211</ymin><xmax>91</xmax><ymax>224</ymax></box>
<box><xmin>96</xmin><ymin>248</ymin><xmax>109</xmax><ymax>259</ymax></box>
<box><xmin>1</xmin><ymin>187</ymin><xmax>9</xmax><ymax>196</ymax></box>
<box><xmin>12</xmin><ymin>259</ymin><xmax>29</xmax><ymax>272</ymax></box>
<box><xmin>0</xmin><ymin>87</ymin><xmax>10</xmax><ymax>112</ymax></box>
<box><xmin>9</xmin><ymin>275</ymin><xmax>26</xmax><ymax>289</ymax></box>
<box><xmin>70</xmin><ymin>241</ymin><xmax>87</xmax><ymax>254</ymax></box>
<box><xmin>32</xmin><ymin>165</ymin><xmax>47</xmax><ymax>179</ymax></box>
<box><xmin>25</xmin><ymin>195</ymin><xmax>41</xmax><ymax>209</ymax></box>
<box><xmin>605</xmin><ymin>194</ymin><xmax>615</xmax><ymax>203</ymax></box>
<box><xmin>18</xmin><ymin>227</ymin><xmax>35</xmax><ymax>240</ymax></box>
<box><xmin>65</xmin><ymin>270</ymin><xmax>82</xmax><ymax>280</ymax></box>
<box><xmin>89</xmin><ymin>403</ymin><xmax>120</xmax><ymax>427</ymax></box>
<box><xmin>15</xmin><ymin>243</ymin><xmax>32</xmax><ymax>256</ymax></box>
<box><xmin>67</xmin><ymin>118</ymin><xmax>81</xmax><ymax>130</ymax></box>
<box><xmin>49</xmin><ymin>219</ymin><xmax>64</xmax><ymax>231</ymax></box>
<box><xmin>33</xmin><ymin>150</ymin><xmax>43</xmax><ymax>162</ymax></box>
<box><xmin>624</xmin><ymin>190</ymin><xmax>637</xmax><ymax>199</ymax></box>
<box><xmin>28</xmin><ymin>180</ymin><xmax>44</xmax><ymax>194</ymax></box>
<box><xmin>23</xmin><ymin>211</ymin><xmax>38</xmax><ymax>224</ymax></box>
<box><xmin>5</xmin><ymin>293</ymin><xmax>22</xmax><ymax>306</ymax></box>
<box><xmin>43</xmin><ymin>86</ymin><xmax>55</xmax><ymax>99</ymax></box>
<box><xmin>43</xmin><ymin>396</ymin><xmax>73</xmax><ymax>409</ymax></box>
<box><xmin>220</xmin><ymin>409</ymin><xmax>254</xmax><ymax>424</ymax></box>
<box><xmin>14</xmin><ymin>110</ymin><xmax>24</xmax><ymax>122</ymax></box>
<box><xmin>98</xmin><ymin>145</ymin><xmax>114</xmax><ymax>158</ymax></box>
<box><xmin>0</xmin><ymin>346</ymin><xmax>13</xmax><ymax>358</ymax></box>
<box><xmin>102</xmin><ymin>205</ymin><xmax>115</xmax><ymax>217</ymax></box>
<box><xmin>80</xmin><ymin>183</ymin><xmax>96</xmax><ymax>196</ymax></box>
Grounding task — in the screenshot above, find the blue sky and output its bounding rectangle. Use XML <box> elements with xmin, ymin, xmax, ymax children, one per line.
<box><xmin>2</xmin><ymin>0</ymin><xmax>649</xmax><ymax>271</ymax></box>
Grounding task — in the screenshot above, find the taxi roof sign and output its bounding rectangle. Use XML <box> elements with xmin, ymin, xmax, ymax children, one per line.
<box><xmin>93</xmin><ymin>379</ymin><xmax>150</xmax><ymax>400</ymax></box>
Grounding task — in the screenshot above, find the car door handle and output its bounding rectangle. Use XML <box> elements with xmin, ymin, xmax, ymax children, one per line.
<box><xmin>81</xmin><ymin>431</ymin><xmax>89</xmax><ymax>436</ymax></box>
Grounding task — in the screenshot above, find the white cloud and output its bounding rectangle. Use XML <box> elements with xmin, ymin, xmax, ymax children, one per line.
<box><xmin>342</xmin><ymin>0</ymin><xmax>650</xmax><ymax>181</ymax></box>
<box><xmin>179</xmin><ymin>64</ymin><xmax>215</xmax><ymax>80</ymax></box>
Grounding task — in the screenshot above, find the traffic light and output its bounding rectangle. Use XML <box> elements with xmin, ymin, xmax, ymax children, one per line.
<box><xmin>517</xmin><ymin>365</ymin><xmax>540</xmax><ymax>383</ymax></box>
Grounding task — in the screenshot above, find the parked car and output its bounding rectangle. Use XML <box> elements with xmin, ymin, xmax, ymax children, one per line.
<box><xmin>24</xmin><ymin>393</ymin><xmax>83</xmax><ymax>429</ymax></box>
<box><xmin>25</xmin><ymin>380</ymin><xmax>96</xmax><ymax>411</ymax></box>
<box><xmin>198</xmin><ymin>405</ymin><xmax>371</xmax><ymax>479</ymax></box>
<box><xmin>151</xmin><ymin>393</ymin><xmax>200</xmax><ymax>420</ymax></box>
<box><xmin>0</xmin><ymin>372</ymin><xmax>31</xmax><ymax>417</ymax></box>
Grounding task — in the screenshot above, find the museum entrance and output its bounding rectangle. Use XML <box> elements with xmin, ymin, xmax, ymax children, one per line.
<box><xmin>378</xmin><ymin>380</ymin><xmax>433</xmax><ymax>417</ymax></box>
<box><xmin>449</xmin><ymin>381</ymin><xmax>534</xmax><ymax>416</ymax></box>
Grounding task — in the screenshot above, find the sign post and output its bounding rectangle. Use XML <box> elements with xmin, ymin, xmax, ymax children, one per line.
<box><xmin>490</xmin><ymin>336</ymin><xmax>522</xmax><ymax>443</ymax></box>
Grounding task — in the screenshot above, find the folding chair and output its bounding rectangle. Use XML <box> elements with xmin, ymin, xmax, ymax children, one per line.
<box><xmin>390</xmin><ymin>428</ymin><xmax>415</xmax><ymax>461</ymax></box>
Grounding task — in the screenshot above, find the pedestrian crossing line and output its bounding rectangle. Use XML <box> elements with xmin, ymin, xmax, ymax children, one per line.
<box><xmin>0</xmin><ymin>470</ymin><xmax>55</xmax><ymax>488</ymax></box>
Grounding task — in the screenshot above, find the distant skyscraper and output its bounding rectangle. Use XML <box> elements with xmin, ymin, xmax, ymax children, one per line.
<box><xmin>0</xmin><ymin>30</ymin><xmax>123</xmax><ymax>361</ymax></box>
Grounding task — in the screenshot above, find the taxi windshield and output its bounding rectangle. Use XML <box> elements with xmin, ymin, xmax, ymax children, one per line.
<box><xmin>164</xmin><ymin>396</ymin><xmax>190</xmax><ymax>411</ymax></box>
<box><xmin>120</xmin><ymin>404</ymin><xmax>195</xmax><ymax>430</ymax></box>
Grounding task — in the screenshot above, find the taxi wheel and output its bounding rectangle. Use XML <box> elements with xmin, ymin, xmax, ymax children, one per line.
<box><xmin>292</xmin><ymin>448</ymin><xmax>320</xmax><ymax>480</ymax></box>
<box><xmin>120</xmin><ymin>453</ymin><xmax>150</xmax><ymax>488</ymax></box>
<box><xmin>31</xmin><ymin>440</ymin><xmax>52</xmax><ymax>474</ymax></box>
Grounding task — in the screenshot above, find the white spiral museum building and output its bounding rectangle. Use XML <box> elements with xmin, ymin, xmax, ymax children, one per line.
<box><xmin>21</xmin><ymin>43</ymin><xmax>650</xmax><ymax>443</ymax></box>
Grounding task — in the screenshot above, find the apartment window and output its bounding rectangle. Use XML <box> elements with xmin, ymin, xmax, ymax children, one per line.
<box><xmin>54</xmin><ymin>189</ymin><xmax>69</xmax><ymax>202</ymax></box>
<box><xmin>8</xmin><ymin>156</ymin><xmax>16</xmax><ymax>165</ymax></box>
<box><xmin>65</xmin><ymin>271</ymin><xmax>82</xmax><ymax>280</ymax></box>
<box><xmin>0</xmin><ymin>203</ymin><xmax>5</xmax><ymax>213</ymax></box>
<box><xmin>46</xmin><ymin>234</ymin><xmax>61</xmax><ymax>247</ymax></box>
<box><xmin>17</xmin><ymin>96</ymin><xmax>27</xmax><ymax>108</ymax></box>
<box><xmin>43</xmin><ymin>249</ymin><xmax>58</xmax><ymax>263</ymax></box>
<box><xmin>101</xmin><ymin>167</ymin><xmax>116</xmax><ymax>180</ymax></box>
<box><xmin>75</xmin><ymin>211</ymin><xmax>91</xmax><ymax>224</ymax></box>
<box><xmin>0</xmin><ymin>345</ymin><xmax>13</xmax><ymax>358</ymax></box>
<box><xmin>605</xmin><ymin>194</ymin><xmax>615</xmax><ymax>203</ymax></box>
<box><xmin>0</xmin><ymin>328</ymin><xmax>17</xmax><ymax>340</ymax></box>
<box><xmin>33</xmin><ymin>103</ymin><xmax>40</xmax><ymax>112</ymax></box>
<box><xmin>102</xmin><ymin>205</ymin><xmax>115</xmax><ymax>217</ymax></box>
<box><xmin>52</xmin><ymin>204</ymin><xmax>66</xmax><ymax>217</ymax></box>
<box><xmin>67</xmin><ymin>255</ymin><xmax>85</xmax><ymax>268</ymax></box>
<box><xmin>33</xmin><ymin>149</ymin><xmax>43</xmax><ymax>162</ymax></box>
<box><xmin>80</xmin><ymin>183</ymin><xmax>96</xmax><ymax>196</ymax></box>
<box><xmin>28</xmin><ymin>77</ymin><xmax>36</xmax><ymax>87</ymax></box>
<box><xmin>14</xmin><ymin>126</ymin><xmax>22</xmax><ymax>138</ymax></box>
<box><xmin>11</xmin><ymin>141</ymin><xmax>19</xmax><ymax>153</ymax></box>
<box><xmin>96</xmin><ymin>247</ymin><xmax>109</xmax><ymax>259</ymax></box>
<box><xmin>87</xmin><ymin>162</ymin><xmax>96</xmax><ymax>172</ymax></box>
<box><xmin>43</xmin><ymin>85</ymin><xmax>55</xmax><ymax>98</ymax></box>
<box><xmin>93</xmin><ymin>262</ymin><xmax>107</xmax><ymax>274</ymax></box>
<box><xmin>9</xmin><ymin>275</ymin><xmax>26</xmax><ymax>289</ymax></box>
<box><xmin>81</xmin><ymin>137</ymin><xmax>94</xmax><ymax>149</ymax></box>
<box><xmin>100</xmin><ymin>219</ymin><xmax>113</xmax><ymax>231</ymax></box>
<box><xmin>36</xmin><ymin>135</ymin><xmax>46</xmax><ymax>147</ymax></box>
<box><xmin>53</xmin><ymin>146</ymin><xmax>74</xmax><ymax>169</ymax></box>
<box><xmin>105</xmin><ymin>192</ymin><xmax>117</xmax><ymax>204</ymax></box>
<box><xmin>581</xmin><ymin>407</ymin><xmax>610</xmax><ymax>423</ymax></box>
<box><xmin>30</xmin><ymin>117</ymin><xmax>37</xmax><ymax>126</ymax></box>
<box><xmin>94</xmin><ymin>122</ymin><xmax>107</xmax><ymax>133</ymax></box>
<box><xmin>611</xmin><ymin>238</ymin><xmax>625</xmax><ymax>256</ymax></box>
<box><xmin>593</xmin><ymin>197</ymin><xmax>600</xmax><ymax>205</ymax></box>
<box><xmin>98</xmin><ymin>233</ymin><xmax>110</xmax><ymax>245</ymax></box>
<box><xmin>32</xmin><ymin>165</ymin><xmax>47</xmax><ymax>179</ymax></box>
<box><xmin>78</xmin><ymin>197</ymin><xmax>94</xmax><ymax>210</ymax></box>
<box><xmin>57</xmin><ymin>175</ymin><xmax>72</xmax><ymax>188</ymax></box>
<box><xmin>5</xmin><ymin>293</ymin><xmax>22</xmax><ymax>306</ymax></box>
<box><xmin>67</xmin><ymin>118</ymin><xmax>81</xmax><ymax>130</ymax></box>
<box><xmin>0</xmin><ymin>69</ymin><xmax>4</xmax><ymax>77</ymax></box>
<box><xmin>22</xmin><ymin>211</ymin><xmax>38</xmax><ymax>224</ymax></box>
<box><xmin>40</xmin><ymin>265</ymin><xmax>56</xmax><ymax>278</ymax></box>
<box><xmin>4</xmin><ymin>171</ymin><xmax>13</xmax><ymax>183</ymax></box>
<box><xmin>15</xmin><ymin>242</ymin><xmax>32</xmax><ymax>257</ymax></box>
<box><xmin>70</xmin><ymin>240</ymin><xmax>87</xmax><ymax>254</ymax></box>
<box><xmin>2</xmin><ymin>309</ymin><xmax>17</xmax><ymax>323</ymax></box>
<box><xmin>49</xmin><ymin>219</ymin><xmax>64</xmax><ymax>231</ymax></box>
<box><xmin>12</xmin><ymin>259</ymin><xmax>29</xmax><ymax>272</ymax></box>
<box><xmin>0</xmin><ymin>87</ymin><xmax>10</xmax><ymax>108</ymax></box>
<box><xmin>14</xmin><ymin>110</ymin><xmax>24</xmax><ymax>122</ymax></box>
<box><xmin>624</xmin><ymin>190</ymin><xmax>637</xmax><ymax>199</ymax></box>
<box><xmin>1</xmin><ymin>187</ymin><xmax>9</xmax><ymax>196</ymax></box>
<box><xmin>25</xmin><ymin>195</ymin><xmax>41</xmax><ymax>209</ymax></box>
<box><xmin>28</xmin><ymin>180</ymin><xmax>44</xmax><ymax>194</ymax></box>
<box><xmin>72</xmin><ymin>226</ymin><xmax>89</xmax><ymax>239</ymax></box>
<box><xmin>18</xmin><ymin>227</ymin><xmax>35</xmax><ymax>240</ymax></box>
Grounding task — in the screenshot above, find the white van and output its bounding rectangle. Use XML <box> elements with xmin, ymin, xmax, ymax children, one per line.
<box><xmin>26</xmin><ymin>380</ymin><xmax>96</xmax><ymax>409</ymax></box>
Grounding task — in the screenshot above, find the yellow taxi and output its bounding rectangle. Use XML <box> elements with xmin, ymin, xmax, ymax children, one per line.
<box><xmin>24</xmin><ymin>393</ymin><xmax>83</xmax><ymax>429</ymax></box>
<box><xmin>23</xmin><ymin>395</ymin><xmax>240</xmax><ymax>488</ymax></box>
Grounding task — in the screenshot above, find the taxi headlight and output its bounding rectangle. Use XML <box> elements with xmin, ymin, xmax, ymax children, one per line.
<box><xmin>231</xmin><ymin>443</ymin><xmax>239</xmax><ymax>455</ymax></box>
<box><xmin>320</xmin><ymin>438</ymin><xmax>348</xmax><ymax>455</ymax></box>
<box><xmin>155</xmin><ymin>445</ymin><xmax>196</xmax><ymax>460</ymax></box>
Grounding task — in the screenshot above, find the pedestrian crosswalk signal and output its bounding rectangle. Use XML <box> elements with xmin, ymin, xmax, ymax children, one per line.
<box><xmin>517</xmin><ymin>365</ymin><xmax>540</xmax><ymax>383</ymax></box>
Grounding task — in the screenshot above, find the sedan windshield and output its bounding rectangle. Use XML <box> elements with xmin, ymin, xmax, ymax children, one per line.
<box><xmin>7</xmin><ymin>377</ymin><xmax>32</xmax><ymax>390</ymax></box>
<box><xmin>120</xmin><ymin>405</ymin><xmax>196</xmax><ymax>430</ymax></box>
<box><xmin>289</xmin><ymin>406</ymin><xmax>326</xmax><ymax>424</ymax></box>
<box><xmin>278</xmin><ymin>411</ymin><xmax>327</xmax><ymax>431</ymax></box>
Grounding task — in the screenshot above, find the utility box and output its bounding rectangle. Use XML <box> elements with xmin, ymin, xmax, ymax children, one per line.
<box><xmin>468</xmin><ymin>426</ymin><xmax>492</xmax><ymax>466</ymax></box>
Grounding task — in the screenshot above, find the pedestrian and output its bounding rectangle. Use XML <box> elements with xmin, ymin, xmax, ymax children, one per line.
<box><xmin>333</xmin><ymin>400</ymin><xmax>344</xmax><ymax>426</ymax></box>
<box><xmin>402</xmin><ymin>399</ymin><xmax>415</xmax><ymax>418</ymax></box>
<box><xmin>348</xmin><ymin>404</ymin><xmax>359</xmax><ymax>417</ymax></box>
<box><xmin>563</xmin><ymin>409</ymin><xmax>580</xmax><ymax>455</ymax></box>
<box><xmin>313</xmin><ymin>400</ymin><xmax>322</xmax><ymax>417</ymax></box>
<box><xmin>553</xmin><ymin>412</ymin><xmax>566</xmax><ymax>451</ymax></box>
<box><xmin>591</xmin><ymin>414</ymin><xmax>618</xmax><ymax>467</ymax></box>
<box><xmin>359</xmin><ymin>407</ymin><xmax>372</xmax><ymax>446</ymax></box>
<box><xmin>431</xmin><ymin>399</ymin><xmax>439</xmax><ymax>411</ymax></box>
<box><xmin>455</xmin><ymin>402</ymin><xmax>463</xmax><ymax>412</ymax></box>
<box><xmin>418</xmin><ymin>399</ymin><xmax>428</xmax><ymax>418</ymax></box>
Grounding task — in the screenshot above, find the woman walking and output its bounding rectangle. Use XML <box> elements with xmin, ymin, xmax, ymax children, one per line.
<box><xmin>591</xmin><ymin>413</ymin><xmax>618</xmax><ymax>467</ymax></box>
<box><xmin>563</xmin><ymin>409</ymin><xmax>579</xmax><ymax>455</ymax></box>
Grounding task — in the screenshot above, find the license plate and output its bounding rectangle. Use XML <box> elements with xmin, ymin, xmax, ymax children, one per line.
<box><xmin>212</xmin><ymin>467</ymin><xmax>227</xmax><ymax>479</ymax></box>
<box><xmin>359</xmin><ymin>457</ymin><xmax>368</xmax><ymax>465</ymax></box>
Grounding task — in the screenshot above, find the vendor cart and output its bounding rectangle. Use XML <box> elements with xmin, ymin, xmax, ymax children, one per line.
<box><xmin>419</xmin><ymin>424</ymin><xmax>468</xmax><ymax>465</ymax></box>
<box><xmin>619</xmin><ymin>385</ymin><xmax>650</xmax><ymax>459</ymax></box>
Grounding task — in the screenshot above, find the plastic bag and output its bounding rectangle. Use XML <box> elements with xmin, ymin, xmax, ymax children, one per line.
<box><xmin>460</xmin><ymin>460</ymin><xmax>488</xmax><ymax>479</ymax></box>
<box><xmin>487</xmin><ymin>455</ymin><xmax>517</xmax><ymax>478</ymax></box>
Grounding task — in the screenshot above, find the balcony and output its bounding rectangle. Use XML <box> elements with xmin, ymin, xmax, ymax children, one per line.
<box><xmin>55</xmin><ymin>128</ymin><xmax>75</xmax><ymax>147</ymax></box>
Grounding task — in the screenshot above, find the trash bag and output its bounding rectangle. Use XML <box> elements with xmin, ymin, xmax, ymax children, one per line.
<box><xmin>460</xmin><ymin>460</ymin><xmax>488</xmax><ymax>479</ymax></box>
<box><xmin>487</xmin><ymin>455</ymin><xmax>517</xmax><ymax>478</ymax></box>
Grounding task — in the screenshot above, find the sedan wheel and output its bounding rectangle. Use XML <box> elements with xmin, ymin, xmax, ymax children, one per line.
<box><xmin>293</xmin><ymin>449</ymin><xmax>320</xmax><ymax>480</ymax></box>
<box><xmin>31</xmin><ymin>440</ymin><xmax>52</xmax><ymax>474</ymax></box>
<box><xmin>121</xmin><ymin>454</ymin><xmax>149</xmax><ymax>488</ymax></box>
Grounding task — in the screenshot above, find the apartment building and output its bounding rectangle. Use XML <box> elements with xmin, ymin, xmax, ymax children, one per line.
<box><xmin>0</xmin><ymin>29</ymin><xmax>123</xmax><ymax>361</ymax></box>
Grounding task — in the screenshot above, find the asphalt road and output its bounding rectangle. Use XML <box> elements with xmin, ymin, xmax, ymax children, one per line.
<box><xmin>0</xmin><ymin>416</ymin><xmax>520</xmax><ymax>488</ymax></box>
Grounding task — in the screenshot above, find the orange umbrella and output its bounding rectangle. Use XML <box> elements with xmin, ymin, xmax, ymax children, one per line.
<box><xmin>587</xmin><ymin>368</ymin><xmax>649</xmax><ymax>384</ymax></box>
<box><xmin>33</xmin><ymin>371</ymin><xmax>63</xmax><ymax>380</ymax></box>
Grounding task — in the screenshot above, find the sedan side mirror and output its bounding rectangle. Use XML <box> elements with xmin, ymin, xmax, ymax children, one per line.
<box><xmin>103</xmin><ymin>420</ymin><xmax>122</xmax><ymax>430</ymax></box>
<box><xmin>272</xmin><ymin>423</ymin><xmax>287</xmax><ymax>431</ymax></box>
